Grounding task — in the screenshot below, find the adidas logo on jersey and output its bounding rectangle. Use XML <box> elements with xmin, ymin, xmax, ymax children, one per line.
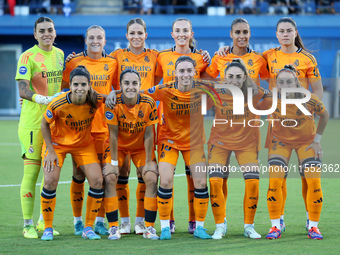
<box><xmin>123</xmin><ymin>58</ymin><xmax>129</xmax><ymax>62</ymax></box>
<box><xmin>66</xmin><ymin>114</ymin><xmax>73</xmax><ymax>118</ymax></box>
<box><xmin>120</xmin><ymin>114</ymin><xmax>126</xmax><ymax>119</ymax></box>
<box><xmin>272</xmin><ymin>59</ymin><xmax>277</xmax><ymax>63</ymax></box>
<box><xmin>167</xmin><ymin>61</ymin><xmax>174</xmax><ymax>65</ymax></box>
<box><xmin>172</xmin><ymin>96</ymin><xmax>178</xmax><ymax>100</ymax></box>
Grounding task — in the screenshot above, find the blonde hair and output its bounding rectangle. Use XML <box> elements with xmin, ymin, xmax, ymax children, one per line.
<box><xmin>86</xmin><ymin>25</ymin><xmax>106</xmax><ymax>39</ymax></box>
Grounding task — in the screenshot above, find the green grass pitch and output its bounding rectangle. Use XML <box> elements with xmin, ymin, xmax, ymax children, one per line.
<box><xmin>0</xmin><ymin>119</ymin><xmax>339</xmax><ymax>254</ymax></box>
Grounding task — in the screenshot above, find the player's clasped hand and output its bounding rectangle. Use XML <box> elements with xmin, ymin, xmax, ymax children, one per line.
<box><xmin>143</xmin><ymin>161</ymin><xmax>158</xmax><ymax>177</ymax></box>
<box><xmin>43</xmin><ymin>151</ymin><xmax>59</xmax><ymax>172</ymax></box>
<box><xmin>102</xmin><ymin>164</ymin><xmax>119</xmax><ymax>177</ymax></box>
<box><xmin>105</xmin><ymin>90</ymin><xmax>117</xmax><ymax>109</ymax></box>
<box><xmin>66</xmin><ymin>51</ymin><xmax>76</xmax><ymax>62</ymax></box>
<box><xmin>306</xmin><ymin>141</ymin><xmax>323</xmax><ymax>160</ymax></box>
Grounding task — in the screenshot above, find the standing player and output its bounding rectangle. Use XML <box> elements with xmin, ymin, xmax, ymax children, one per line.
<box><xmin>109</xmin><ymin>18</ymin><xmax>160</xmax><ymax>235</ymax></box>
<box><xmin>62</xmin><ymin>25</ymin><xmax>118</xmax><ymax>236</ymax></box>
<box><xmin>15</xmin><ymin>17</ymin><xmax>64</xmax><ymax>238</ymax></box>
<box><xmin>201</xmin><ymin>18</ymin><xmax>269</xmax><ymax>236</ymax></box>
<box><xmin>155</xmin><ymin>17</ymin><xmax>210</xmax><ymax>234</ymax></box>
<box><xmin>207</xmin><ymin>59</ymin><xmax>263</xmax><ymax>240</ymax></box>
<box><xmin>258</xmin><ymin>65</ymin><xmax>329</xmax><ymax>240</ymax></box>
<box><xmin>144</xmin><ymin>56</ymin><xmax>211</xmax><ymax>240</ymax></box>
<box><xmin>263</xmin><ymin>17</ymin><xmax>323</xmax><ymax>231</ymax></box>
<box><xmin>40</xmin><ymin>66</ymin><xmax>106</xmax><ymax>241</ymax></box>
<box><xmin>103</xmin><ymin>69</ymin><xmax>159</xmax><ymax>240</ymax></box>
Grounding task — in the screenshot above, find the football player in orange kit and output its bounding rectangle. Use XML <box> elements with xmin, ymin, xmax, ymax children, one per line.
<box><xmin>103</xmin><ymin>69</ymin><xmax>159</xmax><ymax>240</ymax></box>
<box><xmin>155</xmin><ymin>17</ymin><xmax>210</xmax><ymax>234</ymax></box>
<box><xmin>62</xmin><ymin>25</ymin><xmax>118</xmax><ymax>236</ymax></box>
<box><xmin>258</xmin><ymin>65</ymin><xmax>328</xmax><ymax>240</ymax></box>
<box><xmin>201</xmin><ymin>18</ymin><xmax>269</xmax><ymax>237</ymax></box>
<box><xmin>263</xmin><ymin>17</ymin><xmax>323</xmax><ymax>232</ymax></box>
<box><xmin>207</xmin><ymin>59</ymin><xmax>264</xmax><ymax>240</ymax></box>
<box><xmin>40</xmin><ymin>66</ymin><xmax>110</xmax><ymax>241</ymax></box>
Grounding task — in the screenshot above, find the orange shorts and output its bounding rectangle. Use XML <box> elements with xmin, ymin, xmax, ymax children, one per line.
<box><xmin>268</xmin><ymin>137</ymin><xmax>317</xmax><ymax>160</ymax></box>
<box><xmin>158</xmin><ymin>142</ymin><xmax>206</xmax><ymax>166</ymax></box>
<box><xmin>91</xmin><ymin>132</ymin><xmax>108</xmax><ymax>155</ymax></box>
<box><xmin>102</xmin><ymin>141</ymin><xmax>156</xmax><ymax>168</ymax></box>
<box><xmin>42</xmin><ymin>142</ymin><xmax>99</xmax><ymax>168</ymax></box>
<box><xmin>208</xmin><ymin>143</ymin><xmax>259</xmax><ymax>166</ymax></box>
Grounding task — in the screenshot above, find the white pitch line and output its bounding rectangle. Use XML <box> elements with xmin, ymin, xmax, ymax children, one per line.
<box><xmin>0</xmin><ymin>174</ymin><xmax>187</xmax><ymax>188</ymax></box>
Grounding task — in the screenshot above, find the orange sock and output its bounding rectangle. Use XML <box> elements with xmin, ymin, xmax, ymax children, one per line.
<box><xmin>305</xmin><ymin>168</ymin><xmax>323</xmax><ymax>222</ymax></box>
<box><xmin>244</xmin><ymin>179</ymin><xmax>259</xmax><ymax>224</ymax></box>
<box><xmin>223</xmin><ymin>178</ymin><xmax>228</xmax><ymax>219</ymax></box>
<box><xmin>170</xmin><ymin>186</ymin><xmax>175</xmax><ymax>222</ymax></box>
<box><xmin>70</xmin><ymin>176</ymin><xmax>84</xmax><ymax>217</ymax></box>
<box><xmin>186</xmin><ymin>167</ymin><xmax>195</xmax><ymax>222</ymax></box>
<box><xmin>104</xmin><ymin>196</ymin><xmax>118</xmax><ymax>227</ymax></box>
<box><xmin>281</xmin><ymin>178</ymin><xmax>287</xmax><ymax>216</ymax></box>
<box><xmin>136</xmin><ymin>178</ymin><xmax>146</xmax><ymax>218</ymax></box>
<box><xmin>194</xmin><ymin>187</ymin><xmax>209</xmax><ymax>222</ymax></box>
<box><xmin>41</xmin><ymin>188</ymin><xmax>56</xmax><ymax>229</ymax></box>
<box><xmin>144</xmin><ymin>197</ymin><xmax>157</xmax><ymax>227</ymax></box>
<box><xmin>116</xmin><ymin>176</ymin><xmax>130</xmax><ymax>218</ymax></box>
<box><xmin>85</xmin><ymin>187</ymin><xmax>104</xmax><ymax>228</ymax></box>
<box><xmin>209</xmin><ymin>177</ymin><xmax>224</xmax><ymax>224</ymax></box>
<box><xmin>301</xmin><ymin>177</ymin><xmax>308</xmax><ymax>213</ymax></box>
<box><xmin>157</xmin><ymin>187</ymin><xmax>172</xmax><ymax>220</ymax></box>
<box><xmin>267</xmin><ymin>177</ymin><xmax>284</xmax><ymax>220</ymax></box>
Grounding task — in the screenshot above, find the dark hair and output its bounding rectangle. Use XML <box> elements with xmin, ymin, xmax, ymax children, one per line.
<box><xmin>175</xmin><ymin>55</ymin><xmax>196</xmax><ymax>69</ymax></box>
<box><xmin>119</xmin><ymin>69</ymin><xmax>141</xmax><ymax>84</ymax></box>
<box><xmin>225</xmin><ymin>59</ymin><xmax>256</xmax><ymax>97</ymax></box>
<box><xmin>86</xmin><ymin>25</ymin><xmax>105</xmax><ymax>39</ymax></box>
<box><xmin>70</xmin><ymin>65</ymin><xmax>98</xmax><ymax>109</ymax></box>
<box><xmin>276</xmin><ymin>17</ymin><xmax>305</xmax><ymax>50</ymax></box>
<box><xmin>34</xmin><ymin>17</ymin><xmax>54</xmax><ymax>31</ymax></box>
<box><xmin>277</xmin><ymin>64</ymin><xmax>306</xmax><ymax>100</ymax></box>
<box><xmin>126</xmin><ymin>18</ymin><xmax>147</xmax><ymax>33</ymax></box>
<box><xmin>172</xmin><ymin>18</ymin><xmax>196</xmax><ymax>48</ymax></box>
<box><xmin>231</xmin><ymin>18</ymin><xmax>250</xmax><ymax>31</ymax></box>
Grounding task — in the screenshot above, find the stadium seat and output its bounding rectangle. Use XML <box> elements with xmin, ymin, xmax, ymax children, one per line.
<box><xmin>259</xmin><ymin>1</ymin><xmax>268</xmax><ymax>14</ymax></box>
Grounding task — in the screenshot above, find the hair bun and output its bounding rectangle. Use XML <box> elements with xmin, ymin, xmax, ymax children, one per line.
<box><xmin>283</xmin><ymin>64</ymin><xmax>296</xmax><ymax>72</ymax></box>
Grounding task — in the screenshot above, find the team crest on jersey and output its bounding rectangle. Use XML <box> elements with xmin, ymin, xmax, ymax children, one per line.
<box><xmin>138</xmin><ymin>111</ymin><xmax>144</xmax><ymax>118</ymax></box>
<box><xmin>19</xmin><ymin>66</ymin><xmax>27</xmax><ymax>75</ymax></box>
<box><xmin>294</xmin><ymin>60</ymin><xmax>299</xmax><ymax>67</ymax></box>
<box><xmin>46</xmin><ymin>110</ymin><xmax>53</xmax><ymax>119</ymax></box>
<box><xmin>248</xmin><ymin>59</ymin><xmax>253</xmax><ymax>66</ymax></box>
<box><xmin>104</xmin><ymin>64</ymin><xmax>109</xmax><ymax>71</ymax></box>
<box><xmin>89</xmin><ymin>108</ymin><xmax>95</xmax><ymax>114</ymax></box>
<box><xmin>144</xmin><ymin>56</ymin><xmax>150</xmax><ymax>62</ymax></box>
<box><xmin>28</xmin><ymin>146</ymin><xmax>34</xmax><ymax>154</ymax></box>
<box><xmin>59</xmin><ymin>60</ymin><xmax>63</xmax><ymax>66</ymax></box>
<box><xmin>148</xmin><ymin>86</ymin><xmax>156</xmax><ymax>94</ymax></box>
<box><xmin>105</xmin><ymin>111</ymin><xmax>114</xmax><ymax>120</ymax></box>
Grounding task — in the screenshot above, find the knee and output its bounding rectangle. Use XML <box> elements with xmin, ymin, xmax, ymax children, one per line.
<box><xmin>194</xmin><ymin>179</ymin><xmax>207</xmax><ymax>189</ymax></box>
<box><xmin>160</xmin><ymin>177</ymin><xmax>172</xmax><ymax>189</ymax></box>
<box><xmin>90</xmin><ymin>176</ymin><xmax>103</xmax><ymax>189</ymax></box>
<box><xmin>44</xmin><ymin>176</ymin><xmax>58</xmax><ymax>190</ymax></box>
<box><xmin>105</xmin><ymin>173</ymin><xmax>117</xmax><ymax>187</ymax></box>
<box><xmin>144</xmin><ymin>172</ymin><xmax>158</xmax><ymax>187</ymax></box>
<box><xmin>73</xmin><ymin>168</ymin><xmax>85</xmax><ymax>181</ymax></box>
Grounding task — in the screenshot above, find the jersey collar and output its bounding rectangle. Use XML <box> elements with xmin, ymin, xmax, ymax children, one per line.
<box><xmin>121</xmin><ymin>94</ymin><xmax>140</xmax><ymax>105</ymax></box>
<box><xmin>230</xmin><ymin>46</ymin><xmax>251</xmax><ymax>54</ymax></box>
<box><xmin>83</xmin><ymin>50</ymin><xmax>106</xmax><ymax>57</ymax></box>
<box><xmin>172</xmin><ymin>46</ymin><xmax>196</xmax><ymax>53</ymax></box>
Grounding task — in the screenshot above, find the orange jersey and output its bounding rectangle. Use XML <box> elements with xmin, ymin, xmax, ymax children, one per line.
<box><xmin>143</xmin><ymin>82</ymin><xmax>205</xmax><ymax>150</ymax></box>
<box><xmin>259</xmin><ymin>93</ymin><xmax>325</xmax><ymax>144</ymax></box>
<box><xmin>44</xmin><ymin>92</ymin><xmax>103</xmax><ymax>147</ymax></box>
<box><xmin>62</xmin><ymin>51</ymin><xmax>118</xmax><ymax>134</ymax></box>
<box><xmin>263</xmin><ymin>47</ymin><xmax>321</xmax><ymax>90</ymax></box>
<box><xmin>206</xmin><ymin>48</ymin><xmax>269</xmax><ymax>86</ymax></box>
<box><xmin>110</xmin><ymin>48</ymin><xmax>159</xmax><ymax>90</ymax></box>
<box><xmin>104</xmin><ymin>94</ymin><xmax>158</xmax><ymax>150</ymax></box>
<box><xmin>209</xmin><ymin>87</ymin><xmax>266</xmax><ymax>150</ymax></box>
<box><xmin>155</xmin><ymin>47</ymin><xmax>209</xmax><ymax>83</ymax></box>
